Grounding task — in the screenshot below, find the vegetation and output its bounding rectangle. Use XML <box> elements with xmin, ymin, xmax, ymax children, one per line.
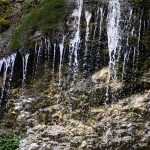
<box><xmin>0</xmin><ymin>0</ymin><xmax>12</xmax><ymax>33</ymax></box>
<box><xmin>0</xmin><ymin>137</ymin><xmax>20</xmax><ymax>150</ymax></box>
<box><xmin>10</xmin><ymin>0</ymin><xmax>67</xmax><ymax>49</ymax></box>
<box><xmin>0</xmin><ymin>0</ymin><xmax>12</xmax><ymax>4</ymax></box>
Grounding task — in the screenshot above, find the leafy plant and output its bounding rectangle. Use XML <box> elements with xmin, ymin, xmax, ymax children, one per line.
<box><xmin>0</xmin><ymin>137</ymin><xmax>20</xmax><ymax>150</ymax></box>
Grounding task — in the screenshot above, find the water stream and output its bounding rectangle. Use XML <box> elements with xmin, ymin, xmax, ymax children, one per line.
<box><xmin>22</xmin><ymin>53</ymin><xmax>30</xmax><ymax>87</ymax></box>
<box><xmin>69</xmin><ymin>0</ymin><xmax>83</xmax><ymax>84</ymax></box>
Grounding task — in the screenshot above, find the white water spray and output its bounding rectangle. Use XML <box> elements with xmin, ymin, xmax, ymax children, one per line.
<box><xmin>69</xmin><ymin>0</ymin><xmax>83</xmax><ymax>83</ymax></box>
<box><xmin>107</xmin><ymin>0</ymin><xmax>121</xmax><ymax>81</ymax></box>
<box><xmin>22</xmin><ymin>53</ymin><xmax>29</xmax><ymax>86</ymax></box>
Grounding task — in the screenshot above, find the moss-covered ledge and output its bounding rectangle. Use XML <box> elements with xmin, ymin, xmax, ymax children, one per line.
<box><xmin>10</xmin><ymin>0</ymin><xmax>68</xmax><ymax>50</ymax></box>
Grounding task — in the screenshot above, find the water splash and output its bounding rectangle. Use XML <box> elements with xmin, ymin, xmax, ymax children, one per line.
<box><xmin>93</xmin><ymin>8</ymin><xmax>100</xmax><ymax>39</ymax></box>
<box><xmin>107</xmin><ymin>0</ymin><xmax>121</xmax><ymax>81</ymax></box>
<box><xmin>136</xmin><ymin>14</ymin><xmax>142</xmax><ymax>66</ymax></box>
<box><xmin>99</xmin><ymin>7</ymin><xmax>104</xmax><ymax>38</ymax></box>
<box><xmin>121</xmin><ymin>7</ymin><xmax>133</xmax><ymax>80</ymax></box>
<box><xmin>22</xmin><ymin>53</ymin><xmax>30</xmax><ymax>87</ymax></box>
<box><xmin>44</xmin><ymin>38</ymin><xmax>51</xmax><ymax>62</ymax></box>
<box><xmin>0</xmin><ymin>53</ymin><xmax>16</xmax><ymax>103</ymax></box>
<box><xmin>95</xmin><ymin>7</ymin><xmax>104</xmax><ymax>69</ymax></box>
<box><xmin>69</xmin><ymin>0</ymin><xmax>83</xmax><ymax>84</ymax></box>
<box><xmin>33</xmin><ymin>40</ymin><xmax>43</xmax><ymax>78</ymax></box>
<box><xmin>0</xmin><ymin>60</ymin><xmax>4</xmax><ymax>73</ymax></box>
<box><xmin>52</xmin><ymin>44</ymin><xmax>56</xmax><ymax>73</ymax></box>
<box><xmin>47</xmin><ymin>39</ymin><xmax>51</xmax><ymax>62</ymax></box>
<box><xmin>10</xmin><ymin>53</ymin><xmax>17</xmax><ymax>81</ymax></box>
<box><xmin>59</xmin><ymin>36</ymin><xmax>65</xmax><ymax>85</ymax></box>
<box><xmin>83</xmin><ymin>11</ymin><xmax>92</xmax><ymax>74</ymax></box>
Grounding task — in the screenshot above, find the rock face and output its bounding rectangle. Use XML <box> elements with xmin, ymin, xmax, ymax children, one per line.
<box><xmin>2</xmin><ymin>80</ymin><xmax>149</xmax><ymax>149</ymax></box>
<box><xmin>140</xmin><ymin>71</ymin><xmax>150</xmax><ymax>83</ymax></box>
<box><xmin>0</xmin><ymin>0</ymin><xmax>150</xmax><ymax>150</ymax></box>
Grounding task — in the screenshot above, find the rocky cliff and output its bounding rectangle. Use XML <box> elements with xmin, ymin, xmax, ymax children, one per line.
<box><xmin>0</xmin><ymin>0</ymin><xmax>150</xmax><ymax>149</ymax></box>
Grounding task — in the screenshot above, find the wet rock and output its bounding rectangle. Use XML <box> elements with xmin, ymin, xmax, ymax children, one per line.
<box><xmin>29</xmin><ymin>143</ymin><xmax>40</xmax><ymax>150</ymax></box>
<box><xmin>45</xmin><ymin>125</ymin><xmax>67</xmax><ymax>138</ymax></box>
<box><xmin>92</xmin><ymin>67</ymin><xmax>108</xmax><ymax>83</ymax></box>
<box><xmin>34</xmin><ymin>31</ymin><xmax>42</xmax><ymax>38</ymax></box>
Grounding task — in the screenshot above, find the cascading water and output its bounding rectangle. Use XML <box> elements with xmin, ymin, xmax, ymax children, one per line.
<box><xmin>0</xmin><ymin>53</ymin><xmax>16</xmax><ymax>104</ymax></box>
<box><xmin>99</xmin><ymin>7</ymin><xmax>104</xmax><ymax>38</ymax></box>
<box><xmin>10</xmin><ymin>53</ymin><xmax>17</xmax><ymax>81</ymax></box>
<box><xmin>103</xmin><ymin>0</ymin><xmax>122</xmax><ymax>142</ymax></box>
<box><xmin>33</xmin><ymin>40</ymin><xmax>42</xmax><ymax>78</ymax></box>
<box><xmin>107</xmin><ymin>0</ymin><xmax>121</xmax><ymax>81</ymax></box>
<box><xmin>136</xmin><ymin>14</ymin><xmax>142</xmax><ymax>65</ymax></box>
<box><xmin>36</xmin><ymin>42</ymin><xmax>42</xmax><ymax>72</ymax></box>
<box><xmin>47</xmin><ymin>39</ymin><xmax>51</xmax><ymax>62</ymax></box>
<box><xmin>1</xmin><ymin>59</ymin><xmax>10</xmax><ymax>102</ymax></box>
<box><xmin>83</xmin><ymin>11</ymin><xmax>92</xmax><ymax>74</ymax></box>
<box><xmin>0</xmin><ymin>60</ymin><xmax>4</xmax><ymax>73</ymax></box>
<box><xmin>93</xmin><ymin>8</ymin><xmax>100</xmax><ymax>39</ymax></box>
<box><xmin>121</xmin><ymin>6</ymin><xmax>133</xmax><ymax>80</ymax></box>
<box><xmin>69</xmin><ymin>0</ymin><xmax>83</xmax><ymax>83</ymax></box>
<box><xmin>0</xmin><ymin>0</ymin><xmax>147</xmax><ymax>109</ymax></box>
<box><xmin>95</xmin><ymin>7</ymin><xmax>105</xmax><ymax>69</ymax></box>
<box><xmin>59</xmin><ymin>36</ymin><xmax>65</xmax><ymax>85</ymax></box>
<box><xmin>52</xmin><ymin>44</ymin><xmax>56</xmax><ymax>73</ymax></box>
<box><xmin>22</xmin><ymin>53</ymin><xmax>29</xmax><ymax>87</ymax></box>
<box><xmin>44</xmin><ymin>38</ymin><xmax>51</xmax><ymax>61</ymax></box>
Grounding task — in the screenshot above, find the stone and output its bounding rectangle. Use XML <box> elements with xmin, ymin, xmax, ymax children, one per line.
<box><xmin>79</xmin><ymin>141</ymin><xmax>87</xmax><ymax>149</ymax></box>
<box><xmin>44</xmin><ymin>125</ymin><xmax>67</xmax><ymax>138</ymax></box>
<box><xmin>34</xmin><ymin>31</ymin><xmax>42</xmax><ymax>38</ymax></box>
<box><xmin>92</xmin><ymin>67</ymin><xmax>108</xmax><ymax>83</ymax></box>
<box><xmin>29</xmin><ymin>143</ymin><xmax>40</xmax><ymax>150</ymax></box>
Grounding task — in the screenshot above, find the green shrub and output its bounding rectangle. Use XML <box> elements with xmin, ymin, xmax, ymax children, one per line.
<box><xmin>0</xmin><ymin>0</ymin><xmax>12</xmax><ymax>4</ymax></box>
<box><xmin>0</xmin><ymin>137</ymin><xmax>20</xmax><ymax>150</ymax></box>
<box><xmin>10</xmin><ymin>0</ymin><xmax>67</xmax><ymax>49</ymax></box>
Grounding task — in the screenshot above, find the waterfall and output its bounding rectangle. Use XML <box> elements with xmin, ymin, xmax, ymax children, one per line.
<box><xmin>0</xmin><ymin>59</ymin><xmax>4</xmax><ymax>73</ymax></box>
<box><xmin>93</xmin><ymin>8</ymin><xmax>100</xmax><ymax>39</ymax></box>
<box><xmin>95</xmin><ymin>7</ymin><xmax>104</xmax><ymax>69</ymax></box>
<box><xmin>47</xmin><ymin>39</ymin><xmax>51</xmax><ymax>62</ymax></box>
<box><xmin>99</xmin><ymin>8</ymin><xmax>104</xmax><ymax>38</ymax></box>
<box><xmin>136</xmin><ymin>14</ymin><xmax>142</xmax><ymax>65</ymax></box>
<box><xmin>1</xmin><ymin>59</ymin><xmax>10</xmax><ymax>102</ymax></box>
<box><xmin>44</xmin><ymin>38</ymin><xmax>51</xmax><ymax>61</ymax></box>
<box><xmin>83</xmin><ymin>11</ymin><xmax>92</xmax><ymax>74</ymax></box>
<box><xmin>33</xmin><ymin>40</ymin><xmax>42</xmax><ymax>78</ymax></box>
<box><xmin>121</xmin><ymin>7</ymin><xmax>133</xmax><ymax>80</ymax></box>
<box><xmin>10</xmin><ymin>53</ymin><xmax>17</xmax><ymax>81</ymax></box>
<box><xmin>69</xmin><ymin>0</ymin><xmax>83</xmax><ymax>83</ymax></box>
<box><xmin>59</xmin><ymin>36</ymin><xmax>65</xmax><ymax>85</ymax></box>
<box><xmin>107</xmin><ymin>0</ymin><xmax>121</xmax><ymax>81</ymax></box>
<box><xmin>22</xmin><ymin>53</ymin><xmax>29</xmax><ymax>87</ymax></box>
<box><xmin>33</xmin><ymin>41</ymin><xmax>38</xmax><ymax>77</ymax></box>
<box><xmin>0</xmin><ymin>53</ymin><xmax>16</xmax><ymax>103</ymax></box>
<box><xmin>52</xmin><ymin>44</ymin><xmax>56</xmax><ymax>73</ymax></box>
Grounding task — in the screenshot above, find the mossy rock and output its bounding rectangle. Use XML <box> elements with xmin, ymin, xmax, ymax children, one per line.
<box><xmin>0</xmin><ymin>18</ymin><xmax>10</xmax><ymax>33</ymax></box>
<box><xmin>10</xmin><ymin>0</ymin><xmax>68</xmax><ymax>50</ymax></box>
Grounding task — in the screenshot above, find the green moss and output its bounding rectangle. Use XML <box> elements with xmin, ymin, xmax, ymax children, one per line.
<box><xmin>0</xmin><ymin>18</ymin><xmax>9</xmax><ymax>25</ymax></box>
<box><xmin>0</xmin><ymin>17</ymin><xmax>10</xmax><ymax>33</ymax></box>
<box><xmin>0</xmin><ymin>0</ymin><xmax>12</xmax><ymax>33</ymax></box>
<box><xmin>0</xmin><ymin>137</ymin><xmax>20</xmax><ymax>150</ymax></box>
<box><xmin>10</xmin><ymin>0</ymin><xmax>67</xmax><ymax>49</ymax></box>
<box><xmin>0</xmin><ymin>0</ymin><xmax>12</xmax><ymax>4</ymax></box>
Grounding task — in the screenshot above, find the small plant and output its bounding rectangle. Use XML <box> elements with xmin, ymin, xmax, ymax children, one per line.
<box><xmin>0</xmin><ymin>137</ymin><xmax>20</xmax><ymax>150</ymax></box>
